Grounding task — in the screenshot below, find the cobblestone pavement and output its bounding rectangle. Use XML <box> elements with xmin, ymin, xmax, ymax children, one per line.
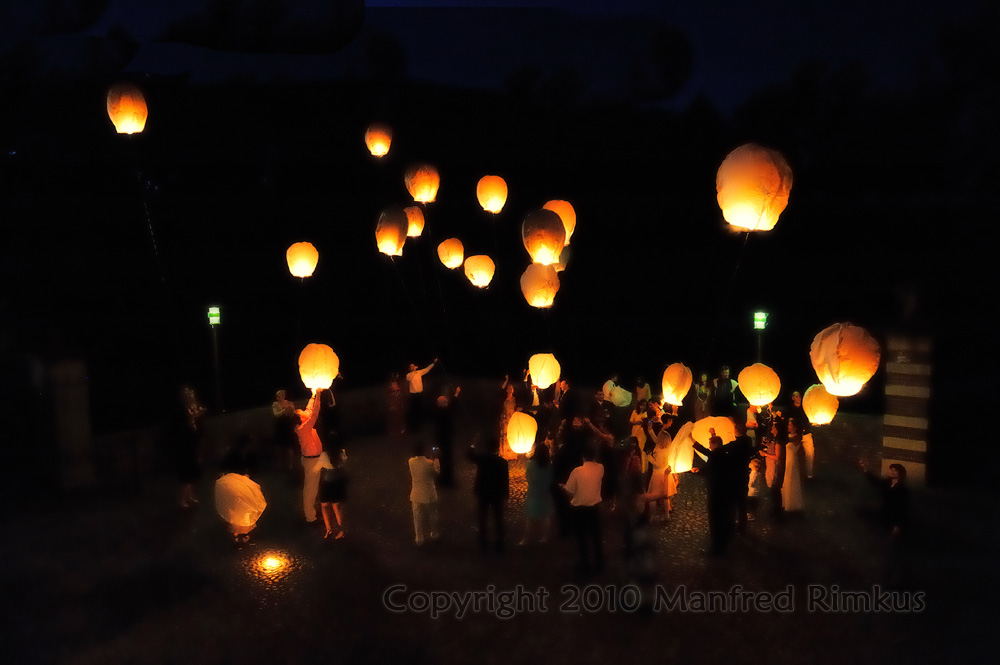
<box><xmin>2</xmin><ymin>418</ymin><xmax>997</xmax><ymax>665</ymax></box>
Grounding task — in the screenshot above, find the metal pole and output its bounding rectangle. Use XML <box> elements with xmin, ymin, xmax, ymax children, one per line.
<box><xmin>757</xmin><ymin>329</ymin><xmax>762</xmax><ymax>363</ymax></box>
<box><xmin>211</xmin><ymin>324</ymin><xmax>222</xmax><ymax>412</ymax></box>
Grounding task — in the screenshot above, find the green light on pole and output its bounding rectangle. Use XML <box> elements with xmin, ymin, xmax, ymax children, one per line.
<box><xmin>753</xmin><ymin>311</ymin><xmax>768</xmax><ymax>330</ymax></box>
<box><xmin>208</xmin><ymin>306</ymin><xmax>221</xmax><ymax>326</ymax></box>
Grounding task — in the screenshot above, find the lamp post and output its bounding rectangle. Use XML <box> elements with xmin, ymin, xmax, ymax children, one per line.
<box><xmin>208</xmin><ymin>306</ymin><xmax>222</xmax><ymax>412</ymax></box>
<box><xmin>753</xmin><ymin>311</ymin><xmax>768</xmax><ymax>362</ymax></box>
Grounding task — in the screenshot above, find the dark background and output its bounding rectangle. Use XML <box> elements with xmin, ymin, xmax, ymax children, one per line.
<box><xmin>1</xmin><ymin>0</ymin><xmax>996</xmax><ymax>484</ymax></box>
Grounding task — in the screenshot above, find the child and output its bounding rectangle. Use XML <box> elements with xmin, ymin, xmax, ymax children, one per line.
<box><xmin>318</xmin><ymin>449</ymin><xmax>348</xmax><ymax>539</ymax></box>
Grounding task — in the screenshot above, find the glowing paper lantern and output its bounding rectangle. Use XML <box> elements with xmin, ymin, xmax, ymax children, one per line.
<box><xmin>803</xmin><ymin>384</ymin><xmax>839</xmax><ymax>425</ymax></box>
<box><xmin>375</xmin><ymin>206</ymin><xmax>409</xmax><ymax>256</ymax></box>
<box><xmin>215</xmin><ymin>473</ymin><xmax>267</xmax><ymax>528</ymax></box>
<box><xmin>476</xmin><ymin>176</ymin><xmax>508</xmax><ymax>213</ymax></box>
<box><xmin>542</xmin><ymin>200</ymin><xmax>576</xmax><ymax>246</ymax></box>
<box><xmin>528</xmin><ymin>353</ymin><xmax>561</xmax><ymax>390</ymax></box>
<box><xmin>666</xmin><ymin>421</ymin><xmax>697</xmax><ymax>473</ymax></box>
<box><xmin>737</xmin><ymin>363</ymin><xmax>781</xmax><ymax>407</ymax></box>
<box><xmin>810</xmin><ymin>323</ymin><xmax>881</xmax><ymax>396</ymax></box>
<box><xmin>661</xmin><ymin>363</ymin><xmax>693</xmax><ymax>407</ymax></box>
<box><xmin>520</xmin><ymin>263</ymin><xmax>560</xmax><ymax>308</ymax></box>
<box><xmin>553</xmin><ymin>245</ymin><xmax>570</xmax><ymax>273</ymax></box>
<box><xmin>507</xmin><ymin>411</ymin><xmax>537</xmax><ymax>455</ymax></box>
<box><xmin>521</xmin><ymin>209</ymin><xmax>566</xmax><ymax>265</ymax></box>
<box><xmin>405</xmin><ymin>164</ymin><xmax>440</xmax><ymax>203</ymax></box>
<box><xmin>716</xmin><ymin>144</ymin><xmax>792</xmax><ymax>231</ymax></box>
<box><xmin>437</xmin><ymin>238</ymin><xmax>464</xmax><ymax>269</ymax></box>
<box><xmin>404</xmin><ymin>206</ymin><xmax>425</xmax><ymax>237</ymax></box>
<box><xmin>692</xmin><ymin>416</ymin><xmax>736</xmax><ymax>446</ymax></box>
<box><xmin>464</xmin><ymin>255</ymin><xmax>495</xmax><ymax>288</ymax></box>
<box><xmin>364</xmin><ymin>124</ymin><xmax>392</xmax><ymax>157</ymax></box>
<box><xmin>286</xmin><ymin>242</ymin><xmax>319</xmax><ymax>278</ymax></box>
<box><xmin>106</xmin><ymin>83</ymin><xmax>147</xmax><ymax>134</ymax></box>
<box><xmin>298</xmin><ymin>343</ymin><xmax>340</xmax><ymax>390</ymax></box>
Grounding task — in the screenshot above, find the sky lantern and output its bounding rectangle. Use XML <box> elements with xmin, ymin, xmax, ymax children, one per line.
<box><xmin>375</xmin><ymin>206</ymin><xmax>409</xmax><ymax>256</ymax></box>
<box><xmin>692</xmin><ymin>416</ymin><xmax>737</xmax><ymax>446</ymax></box>
<box><xmin>803</xmin><ymin>384</ymin><xmax>839</xmax><ymax>425</ymax></box>
<box><xmin>716</xmin><ymin>143</ymin><xmax>792</xmax><ymax>231</ymax></box>
<box><xmin>215</xmin><ymin>473</ymin><xmax>267</xmax><ymax>532</ymax></box>
<box><xmin>364</xmin><ymin>124</ymin><xmax>392</xmax><ymax>157</ymax></box>
<box><xmin>542</xmin><ymin>200</ymin><xmax>576</xmax><ymax>245</ymax></box>
<box><xmin>810</xmin><ymin>323</ymin><xmax>881</xmax><ymax>396</ymax></box>
<box><xmin>519</xmin><ymin>263</ymin><xmax>560</xmax><ymax>308</ymax></box>
<box><xmin>553</xmin><ymin>245</ymin><xmax>570</xmax><ymax>273</ymax></box>
<box><xmin>521</xmin><ymin>209</ymin><xmax>566</xmax><ymax>265</ymax></box>
<box><xmin>506</xmin><ymin>411</ymin><xmax>537</xmax><ymax>455</ymax></box>
<box><xmin>106</xmin><ymin>82</ymin><xmax>147</xmax><ymax>134</ymax></box>
<box><xmin>405</xmin><ymin>164</ymin><xmax>440</xmax><ymax>203</ymax></box>
<box><xmin>286</xmin><ymin>242</ymin><xmax>319</xmax><ymax>278</ymax></box>
<box><xmin>528</xmin><ymin>353</ymin><xmax>561</xmax><ymax>390</ymax></box>
<box><xmin>476</xmin><ymin>176</ymin><xmax>508</xmax><ymax>213</ymax></box>
<box><xmin>404</xmin><ymin>206</ymin><xmax>425</xmax><ymax>237</ymax></box>
<box><xmin>464</xmin><ymin>255</ymin><xmax>495</xmax><ymax>288</ymax></box>
<box><xmin>661</xmin><ymin>363</ymin><xmax>693</xmax><ymax>407</ymax></box>
<box><xmin>737</xmin><ymin>363</ymin><xmax>781</xmax><ymax>406</ymax></box>
<box><xmin>665</xmin><ymin>421</ymin><xmax>697</xmax><ymax>473</ymax></box>
<box><xmin>437</xmin><ymin>238</ymin><xmax>464</xmax><ymax>269</ymax></box>
<box><xmin>298</xmin><ymin>343</ymin><xmax>340</xmax><ymax>391</ymax></box>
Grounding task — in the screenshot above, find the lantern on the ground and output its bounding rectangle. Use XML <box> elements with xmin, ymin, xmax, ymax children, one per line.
<box><xmin>437</xmin><ymin>238</ymin><xmax>464</xmax><ymax>269</ymax></box>
<box><xmin>542</xmin><ymin>200</ymin><xmax>576</xmax><ymax>245</ymax></box>
<box><xmin>661</xmin><ymin>363</ymin><xmax>693</xmax><ymax>407</ymax></box>
<box><xmin>737</xmin><ymin>363</ymin><xmax>781</xmax><ymax>406</ymax></box>
<box><xmin>404</xmin><ymin>206</ymin><xmax>425</xmax><ymax>237</ymax></box>
<box><xmin>286</xmin><ymin>242</ymin><xmax>319</xmax><ymax>278</ymax></box>
<box><xmin>520</xmin><ymin>263</ymin><xmax>560</xmax><ymax>308</ymax></box>
<box><xmin>666</xmin><ymin>421</ymin><xmax>697</xmax><ymax>473</ymax></box>
<box><xmin>364</xmin><ymin>124</ymin><xmax>392</xmax><ymax>157</ymax></box>
<box><xmin>810</xmin><ymin>323</ymin><xmax>880</xmax><ymax>396</ymax></box>
<box><xmin>375</xmin><ymin>206</ymin><xmax>409</xmax><ymax>256</ymax></box>
<box><xmin>298</xmin><ymin>343</ymin><xmax>340</xmax><ymax>390</ymax></box>
<box><xmin>692</xmin><ymin>416</ymin><xmax>736</xmax><ymax>446</ymax></box>
<box><xmin>215</xmin><ymin>473</ymin><xmax>267</xmax><ymax>528</ymax></box>
<box><xmin>528</xmin><ymin>353</ymin><xmax>560</xmax><ymax>390</ymax></box>
<box><xmin>477</xmin><ymin>176</ymin><xmax>508</xmax><ymax>214</ymax></box>
<box><xmin>106</xmin><ymin>83</ymin><xmax>147</xmax><ymax>134</ymax></box>
<box><xmin>521</xmin><ymin>209</ymin><xmax>566</xmax><ymax>265</ymax></box>
<box><xmin>507</xmin><ymin>411</ymin><xmax>537</xmax><ymax>455</ymax></box>
<box><xmin>716</xmin><ymin>144</ymin><xmax>792</xmax><ymax>231</ymax></box>
<box><xmin>405</xmin><ymin>164</ymin><xmax>440</xmax><ymax>203</ymax></box>
<box><xmin>803</xmin><ymin>384</ymin><xmax>839</xmax><ymax>425</ymax></box>
<box><xmin>553</xmin><ymin>245</ymin><xmax>571</xmax><ymax>273</ymax></box>
<box><xmin>464</xmin><ymin>255</ymin><xmax>495</xmax><ymax>288</ymax></box>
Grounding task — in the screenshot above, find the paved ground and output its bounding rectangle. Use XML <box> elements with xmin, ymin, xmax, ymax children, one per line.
<box><xmin>2</xmin><ymin>413</ymin><xmax>997</xmax><ymax>665</ymax></box>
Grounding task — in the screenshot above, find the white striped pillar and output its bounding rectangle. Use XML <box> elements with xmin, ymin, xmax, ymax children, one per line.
<box><xmin>882</xmin><ymin>335</ymin><xmax>931</xmax><ymax>484</ymax></box>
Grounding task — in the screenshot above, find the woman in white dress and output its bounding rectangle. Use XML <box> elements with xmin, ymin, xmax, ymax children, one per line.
<box><xmin>644</xmin><ymin>419</ymin><xmax>677</xmax><ymax>520</ymax></box>
<box><xmin>782</xmin><ymin>419</ymin><xmax>805</xmax><ymax>512</ymax></box>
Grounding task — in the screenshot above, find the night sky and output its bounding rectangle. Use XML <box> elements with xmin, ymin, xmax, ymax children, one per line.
<box><xmin>1</xmin><ymin>0</ymin><xmax>996</xmax><ymax>464</ymax></box>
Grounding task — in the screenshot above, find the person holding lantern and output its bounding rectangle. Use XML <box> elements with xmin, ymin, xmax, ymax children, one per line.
<box><xmin>405</xmin><ymin>358</ymin><xmax>438</xmax><ymax>433</ymax></box>
<box><xmin>498</xmin><ymin>375</ymin><xmax>520</xmax><ymax>460</ymax></box>
<box><xmin>787</xmin><ymin>391</ymin><xmax>815</xmax><ymax>479</ymax></box>
<box><xmin>295</xmin><ymin>388</ymin><xmax>331</xmax><ymax>524</ymax></box>
<box><xmin>692</xmin><ymin>428</ymin><xmax>735</xmax><ymax>555</ymax></box>
<box><xmin>643</xmin><ymin>417</ymin><xmax>676</xmax><ymax>521</ymax></box>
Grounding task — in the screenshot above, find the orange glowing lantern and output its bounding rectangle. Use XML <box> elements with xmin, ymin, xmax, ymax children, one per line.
<box><xmin>737</xmin><ymin>363</ymin><xmax>781</xmax><ymax>407</ymax></box>
<box><xmin>716</xmin><ymin>144</ymin><xmax>792</xmax><ymax>231</ymax></box>
<box><xmin>106</xmin><ymin>83</ymin><xmax>148</xmax><ymax>134</ymax></box>
<box><xmin>215</xmin><ymin>473</ymin><xmax>267</xmax><ymax>528</ymax></box>
<box><xmin>437</xmin><ymin>238</ymin><xmax>464</xmax><ymax>269</ymax></box>
<box><xmin>666</xmin><ymin>421</ymin><xmax>697</xmax><ymax>473</ymax></box>
<box><xmin>286</xmin><ymin>242</ymin><xmax>319</xmax><ymax>278</ymax></box>
<box><xmin>476</xmin><ymin>176</ymin><xmax>508</xmax><ymax>213</ymax></box>
<box><xmin>661</xmin><ymin>363</ymin><xmax>693</xmax><ymax>407</ymax></box>
<box><xmin>521</xmin><ymin>209</ymin><xmax>566</xmax><ymax>265</ymax></box>
<box><xmin>520</xmin><ymin>263</ymin><xmax>560</xmax><ymax>308</ymax></box>
<box><xmin>404</xmin><ymin>206</ymin><xmax>425</xmax><ymax>237</ymax></box>
<box><xmin>692</xmin><ymin>416</ymin><xmax>736</xmax><ymax>446</ymax></box>
<box><xmin>507</xmin><ymin>411</ymin><xmax>537</xmax><ymax>455</ymax></box>
<box><xmin>528</xmin><ymin>353</ymin><xmax>561</xmax><ymax>390</ymax></box>
<box><xmin>542</xmin><ymin>200</ymin><xmax>576</xmax><ymax>245</ymax></box>
<box><xmin>405</xmin><ymin>164</ymin><xmax>440</xmax><ymax>203</ymax></box>
<box><xmin>464</xmin><ymin>255</ymin><xmax>495</xmax><ymax>288</ymax></box>
<box><xmin>803</xmin><ymin>384</ymin><xmax>839</xmax><ymax>425</ymax></box>
<box><xmin>364</xmin><ymin>124</ymin><xmax>392</xmax><ymax>157</ymax></box>
<box><xmin>810</xmin><ymin>323</ymin><xmax>881</xmax><ymax>396</ymax></box>
<box><xmin>553</xmin><ymin>245</ymin><xmax>570</xmax><ymax>273</ymax></box>
<box><xmin>375</xmin><ymin>206</ymin><xmax>409</xmax><ymax>256</ymax></box>
<box><xmin>298</xmin><ymin>343</ymin><xmax>340</xmax><ymax>390</ymax></box>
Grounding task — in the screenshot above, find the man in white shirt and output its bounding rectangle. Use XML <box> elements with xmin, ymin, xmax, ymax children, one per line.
<box><xmin>408</xmin><ymin>441</ymin><xmax>441</xmax><ymax>545</ymax></box>
<box><xmin>405</xmin><ymin>358</ymin><xmax>438</xmax><ymax>432</ymax></box>
<box><xmin>561</xmin><ymin>446</ymin><xmax>605</xmax><ymax>575</ymax></box>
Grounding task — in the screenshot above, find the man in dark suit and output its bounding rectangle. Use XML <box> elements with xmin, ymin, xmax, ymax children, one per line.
<box><xmin>692</xmin><ymin>429</ymin><xmax>735</xmax><ymax>555</ymax></box>
<box><xmin>471</xmin><ymin>437</ymin><xmax>510</xmax><ymax>552</ymax></box>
